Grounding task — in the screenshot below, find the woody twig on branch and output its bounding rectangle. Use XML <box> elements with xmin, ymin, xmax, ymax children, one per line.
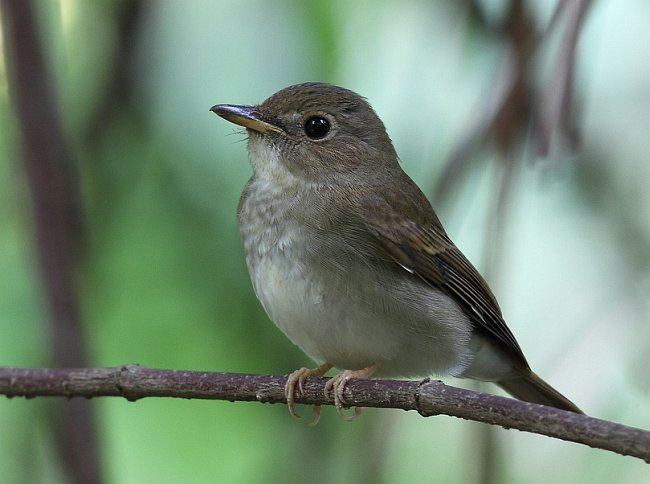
<box><xmin>1</xmin><ymin>365</ymin><xmax>648</xmax><ymax>462</ymax></box>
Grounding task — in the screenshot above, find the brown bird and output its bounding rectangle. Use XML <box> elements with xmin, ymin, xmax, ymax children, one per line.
<box><xmin>211</xmin><ymin>82</ymin><xmax>582</xmax><ymax>424</ymax></box>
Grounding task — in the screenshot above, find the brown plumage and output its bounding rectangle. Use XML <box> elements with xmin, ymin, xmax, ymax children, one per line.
<box><xmin>212</xmin><ymin>82</ymin><xmax>583</xmax><ymax>418</ymax></box>
<box><xmin>360</xmin><ymin>195</ymin><xmax>581</xmax><ymax>413</ymax></box>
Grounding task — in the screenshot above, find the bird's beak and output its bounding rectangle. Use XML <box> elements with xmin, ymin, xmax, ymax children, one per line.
<box><xmin>210</xmin><ymin>104</ymin><xmax>284</xmax><ymax>135</ymax></box>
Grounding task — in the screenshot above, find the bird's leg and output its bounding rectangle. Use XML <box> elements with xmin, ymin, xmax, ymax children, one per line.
<box><xmin>285</xmin><ymin>362</ymin><xmax>333</xmax><ymax>425</ymax></box>
<box><xmin>324</xmin><ymin>364</ymin><xmax>378</xmax><ymax>421</ymax></box>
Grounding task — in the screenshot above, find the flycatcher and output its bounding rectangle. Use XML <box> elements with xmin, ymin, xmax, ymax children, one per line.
<box><xmin>211</xmin><ymin>82</ymin><xmax>582</xmax><ymax>424</ymax></box>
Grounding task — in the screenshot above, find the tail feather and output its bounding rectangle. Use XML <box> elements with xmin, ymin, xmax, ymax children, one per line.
<box><xmin>497</xmin><ymin>370</ymin><xmax>583</xmax><ymax>414</ymax></box>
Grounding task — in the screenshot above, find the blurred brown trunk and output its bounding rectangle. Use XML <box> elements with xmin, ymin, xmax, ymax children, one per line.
<box><xmin>0</xmin><ymin>1</ymin><xmax>101</xmax><ymax>483</ymax></box>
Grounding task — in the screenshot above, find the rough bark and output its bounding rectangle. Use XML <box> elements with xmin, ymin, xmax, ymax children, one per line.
<box><xmin>1</xmin><ymin>366</ymin><xmax>648</xmax><ymax>463</ymax></box>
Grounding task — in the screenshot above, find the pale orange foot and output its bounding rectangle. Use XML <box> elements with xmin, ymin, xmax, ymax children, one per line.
<box><xmin>324</xmin><ymin>364</ymin><xmax>378</xmax><ymax>421</ymax></box>
<box><xmin>285</xmin><ymin>362</ymin><xmax>333</xmax><ymax>425</ymax></box>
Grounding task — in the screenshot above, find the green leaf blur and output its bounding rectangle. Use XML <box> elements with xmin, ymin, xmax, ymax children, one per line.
<box><xmin>0</xmin><ymin>1</ymin><xmax>648</xmax><ymax>483</ymax></box>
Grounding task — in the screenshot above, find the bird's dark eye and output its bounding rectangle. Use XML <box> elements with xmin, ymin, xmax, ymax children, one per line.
<box><xmin>303</xmin><ymin>116</ymin><xmax>330</xmax><ymax>139</ymax></box>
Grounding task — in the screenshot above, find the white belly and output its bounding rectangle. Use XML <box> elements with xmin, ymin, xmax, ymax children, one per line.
<box><xmin>237</xmin><ymin>173</ymin><xmax>475</xmax><ymax>378</ymax></box>
<box><xmin>246</xmin><ymin>236</ymin><xmax>475</xmax><ymax>378</ymax></box>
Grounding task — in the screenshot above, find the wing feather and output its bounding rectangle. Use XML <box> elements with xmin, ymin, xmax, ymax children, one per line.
<box><xmin>360</xmin><ymin>196</ymin><xmax>528</xmax><ymax>366</ymax></box>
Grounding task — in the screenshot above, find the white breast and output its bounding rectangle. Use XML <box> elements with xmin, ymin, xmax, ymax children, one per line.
<box><xmin>240</xmin><ymin>190</ymin><xmax>475</xmax><ymax>377</ymax></box>
<box><xmin>237</xmin><ymin>137</ymin><xmax>476</xmax><ymax>378</ymax></box>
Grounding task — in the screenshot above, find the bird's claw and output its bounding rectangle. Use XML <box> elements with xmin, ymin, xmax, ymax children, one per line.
<box><xmin>285</xmin><ymin>367</ymin><xmax>311</xmax><ymax>419</ymax></box>
<box><xmin>284</xmin><ymin>363</ymin><xmax>332</xmax><ymax>423</ymax></box>
<box><xmin>324</xmin><ymin>364</ymin><xmax>377</xmax><ymax>421</ymax></box>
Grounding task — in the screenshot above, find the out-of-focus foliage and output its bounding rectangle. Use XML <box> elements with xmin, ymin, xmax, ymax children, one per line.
<box><xmin>0</xmin><ymin>1</ymin><xmax>648</xmax><ymax>483</ymax></box>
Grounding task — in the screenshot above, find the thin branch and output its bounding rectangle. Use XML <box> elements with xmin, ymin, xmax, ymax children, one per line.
<box><xmin>1</xmin><ymin>366</ymin><xmax>648</xmax><ymax>462</ymax></box>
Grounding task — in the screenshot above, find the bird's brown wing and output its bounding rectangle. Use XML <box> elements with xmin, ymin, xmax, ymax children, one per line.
<box><xmin>359</xmin><ymin>195</ymin><xmax>529</xmax><ymax>367</ymax></box>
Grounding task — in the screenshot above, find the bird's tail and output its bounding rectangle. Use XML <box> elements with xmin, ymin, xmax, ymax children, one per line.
<box><xmin>497</xmin><ymin>370</ymin><xmax>583</xmax><ymax>414</ymax></box>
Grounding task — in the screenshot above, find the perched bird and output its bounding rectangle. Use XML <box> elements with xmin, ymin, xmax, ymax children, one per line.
<box><xmin>211</xmin><ymin>82</ymin><xmax>582</xmax><ymax>424</ymax></box>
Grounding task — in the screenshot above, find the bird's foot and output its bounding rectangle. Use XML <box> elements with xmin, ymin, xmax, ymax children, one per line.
<box><xmin>324</xmin><ymin>364</ymin><xmax>378</xmax><ymax>421</ymax></box>
<box><xmin>285</xmin><ymin>362</ymin><xmax>333</xmax><ymax>425</ymax></box>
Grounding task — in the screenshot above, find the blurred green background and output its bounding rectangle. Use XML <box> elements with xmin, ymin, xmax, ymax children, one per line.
<box><xmin>1</xmin><ymin>0</ymin><xmax>649</xmax><ymax>483</ymax></box>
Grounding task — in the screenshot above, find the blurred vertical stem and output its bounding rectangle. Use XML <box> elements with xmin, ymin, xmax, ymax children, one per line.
<box><xmin>0</xmin><ymin>1</ymin><xmax>101</xmax><ymax>483</ymax></box>
<box><xmin>537</xmin><ymin>0</ymin><xmax>592</xmax><ymax>155</ymax></box>
<box><xmin>78</xmin><ymin>0</ymin><xmax>147</xmax><ymax>233</ymax></box>
<box><xmin>82</xmin><ymin>0</ymin><xmax>145</xmax><ymax>147</ymax></box>
<box><xmin>298</xmin><ymin>0</ymin><xmax>339</xmax><ymax>81</ymax></box>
